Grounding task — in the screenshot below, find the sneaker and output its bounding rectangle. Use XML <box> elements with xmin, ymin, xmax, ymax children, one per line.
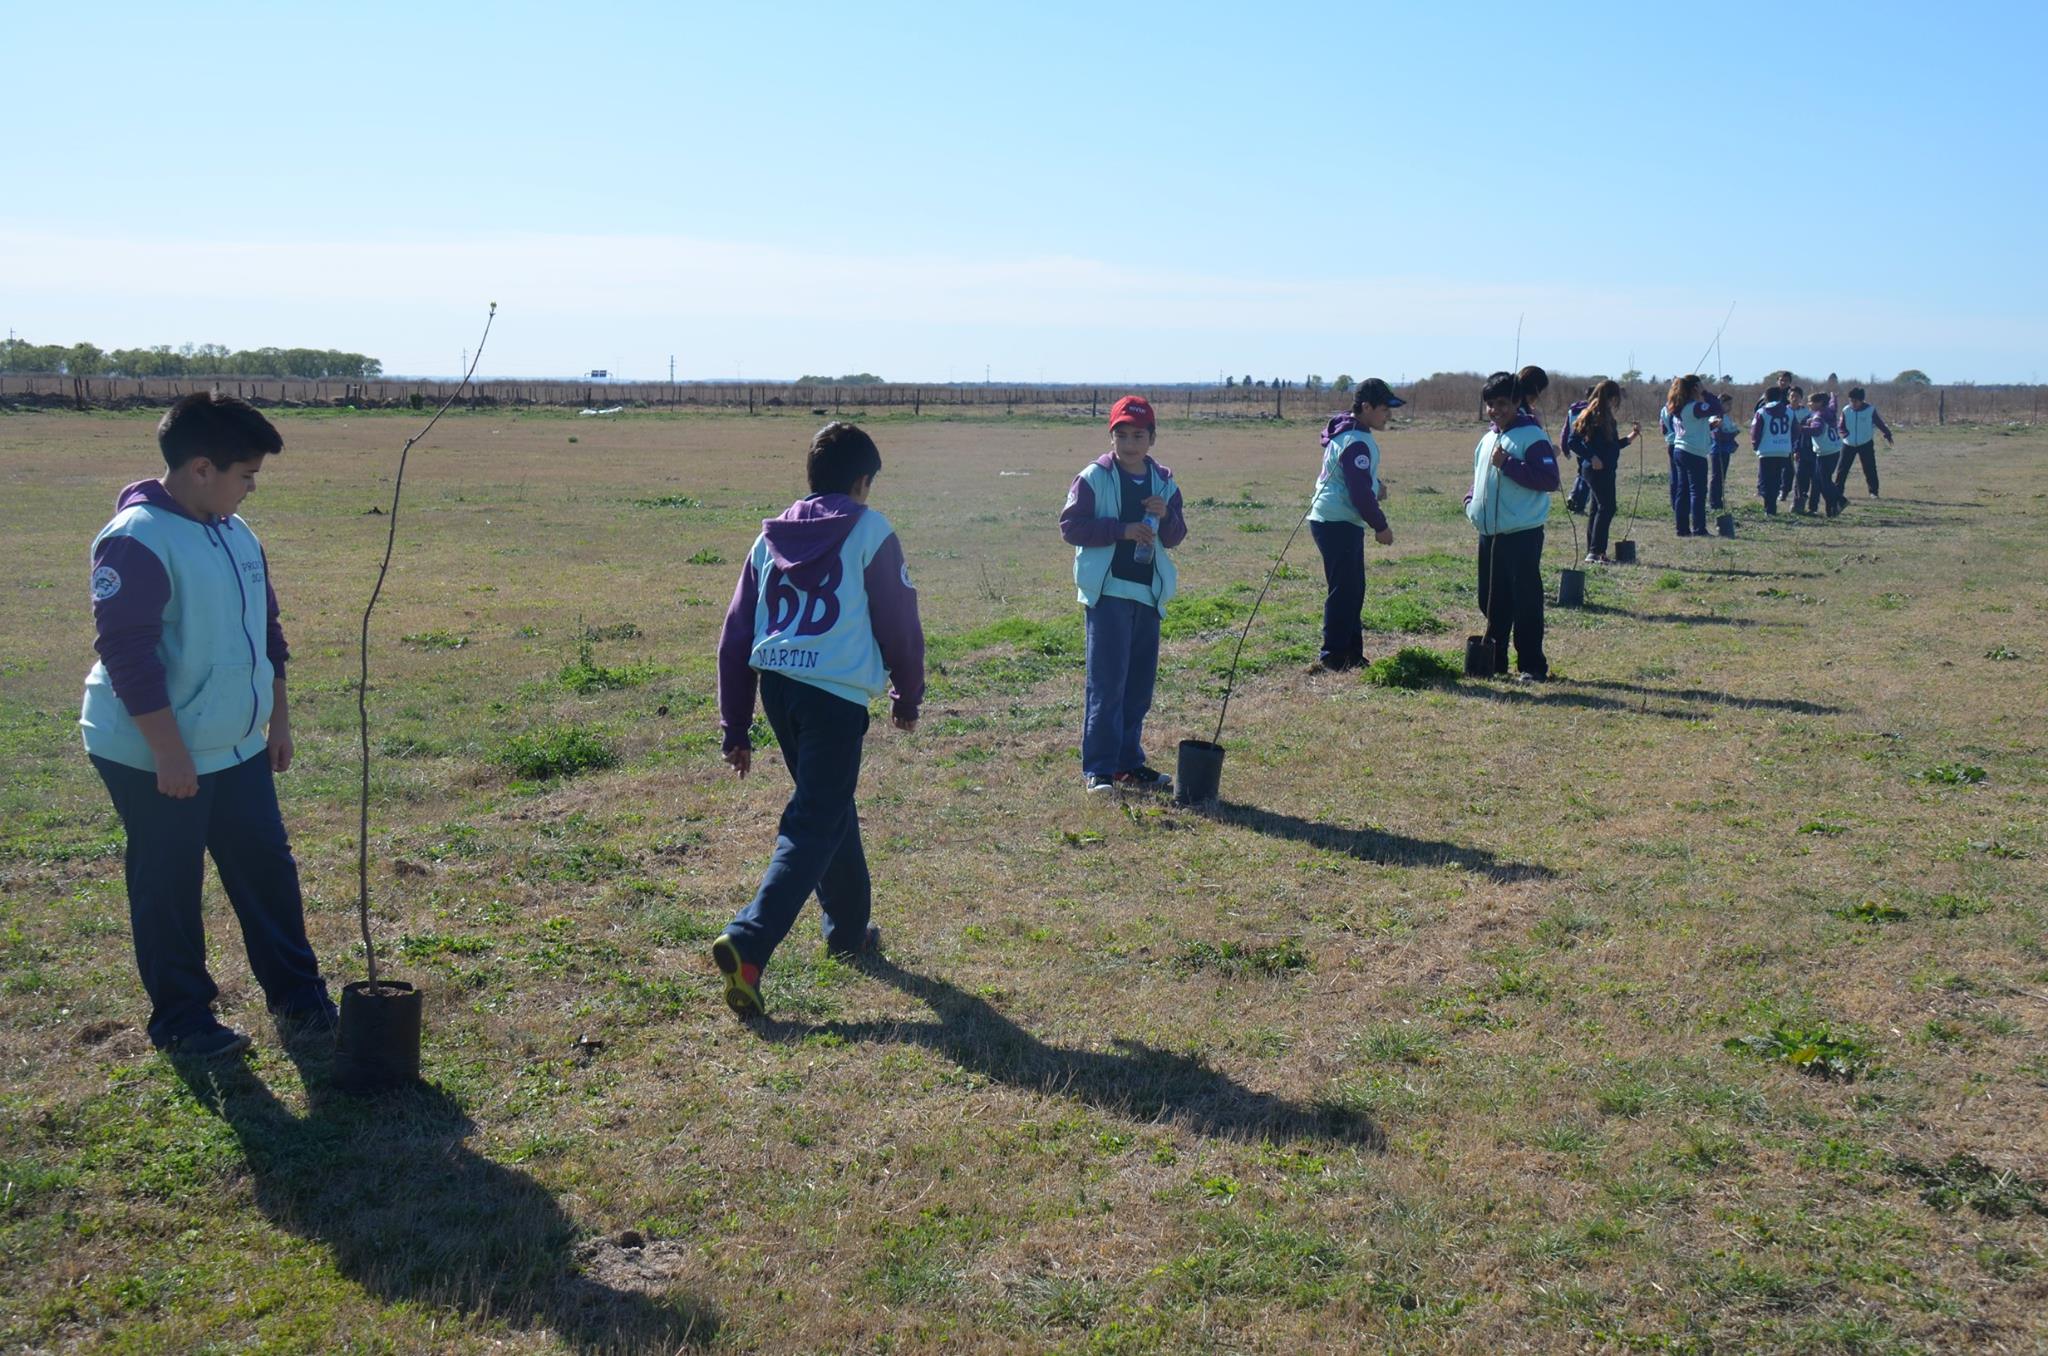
<box><xmin>711</xmin><ymin>934</ymin><xmax>763</xmax><ymax>1018</ymax></box>
<box><xmin>1825</xmin><ymin>501</ymin><xmax>1842</xmax><ymax>518</ymax></box>
<box><xmin>1115</xmin><ymin>766</ymin><xmax>1174</xmax><ymax>795</ymax></box>
<box><xmin>1514</xmin><ymin>671</ymin><xmax>1551</xmax><ymax>684</ymax></box>
<box><xmin>1086</xmin><ymin>773</ymin><xmax>1118</xmax><ymax>794</ymax></box>
<box><xmin>167</xmin><ymin>1025</ymin><xmax>254</xmax><ymax>1061</ymax></box>
<box><xmin>828</xmin><ymin>925</ymin><xmax>883</xmax><ymax>961</ymax></box>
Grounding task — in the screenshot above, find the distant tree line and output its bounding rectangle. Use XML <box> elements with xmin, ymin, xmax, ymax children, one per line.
<box><xmin>0</xmin><ymin>338</ymin><xmax>383</xmax><ymax>380</ymax></box>
<box><xmin>796</xmin><ymin>372</ymin><xmax>884</xmax><ymax>386</ymax></box>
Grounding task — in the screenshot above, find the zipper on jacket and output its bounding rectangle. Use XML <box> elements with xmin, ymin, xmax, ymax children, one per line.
<box><xmin>211</xmin><ymin>521</ymin><xmax>263</xmax><ymax>740</ymax></box>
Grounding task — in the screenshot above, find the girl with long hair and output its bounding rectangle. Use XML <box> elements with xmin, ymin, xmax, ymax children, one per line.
<box><xmin>1665</xmin><ymin>375</ymin><xmax>1723</xmax><ymax>536</ymax></box>
<box><xmin>1573</xmin><ymin>379</ymin><xmax>1640</xmax><ymax>563</ymax></box>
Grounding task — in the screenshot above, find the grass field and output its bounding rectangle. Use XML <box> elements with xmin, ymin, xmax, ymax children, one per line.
<box><xmin>2</xmin><ymin>406</ymin><xmax>2045</xmax><ymax>1354</ymax></box>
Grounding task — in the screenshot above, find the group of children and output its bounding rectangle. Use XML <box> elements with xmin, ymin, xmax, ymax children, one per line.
<box><xmin>80</xmin><ymin>368</ymin><xmax>1901</xmax><ymax>1034</ymax></box>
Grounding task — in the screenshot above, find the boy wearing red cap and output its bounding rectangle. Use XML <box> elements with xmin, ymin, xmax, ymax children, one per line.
<box><xmin>1058</xmin><ymin>396</ymin><xmax>1187</xmax><ymax>793</ymax></box>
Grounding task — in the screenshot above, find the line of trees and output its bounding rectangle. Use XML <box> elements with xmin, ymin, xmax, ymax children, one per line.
<box><xmin>0</xmin><ymin>339</ymin><xmax>383</xmax><ymax>380</ymax></box>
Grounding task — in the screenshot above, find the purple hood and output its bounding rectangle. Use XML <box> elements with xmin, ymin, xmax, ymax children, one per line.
<box><xmin>117</xmin><ymin>478</ymin><xmax>202</xmax><ymax>521</ymax></box>
<box><xmin>762</xmin><ymin>494</ymin><xmax>865</xmax><ymax>586</ymax></box>
<box><xmin>1320</xmin><ymin>413</ymin><xmax>1358</xmax><ymax>447</ymax></box>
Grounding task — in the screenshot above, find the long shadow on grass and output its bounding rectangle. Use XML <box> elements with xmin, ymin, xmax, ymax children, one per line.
<box><xmin>757</xmin><ymin>960</ymin><xmax>1385</xmax><ymax>1149</ymax></box>
<box><xmin>1196</xmin><ymin>799</ymin><xmax>1555</xmax><ymax>882</ymax></box>
<box><xmin>1446</xmin><ymin>682</ymin><xmax>1718</xmax><ymax>724</ymax></box>
<box><xmin>1652</xmin><ymin>565</ymin><xmax>1825</xmax><ymax>580</ymax></box>
<box><xmin>1565</xmin><ymin>678</ymin><xmax>1846</xmax><ymax>716</ymax></box>
<box><xmin>171</xmin><ymin>1056</ymin><xmax>719</xmax><ymax>1352</ymax></box>
<box><xmin>1578</xmin><ymin>603</ymin><xmax>1760</xmax><ymax>627</ymax></box>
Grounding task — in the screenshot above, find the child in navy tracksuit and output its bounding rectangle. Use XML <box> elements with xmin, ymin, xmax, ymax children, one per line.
<box><xmin>1060</xmin><ymin>396</ymin><xmax>1188</xmax><ymax>794</ymax></box>
<box><xmin>80</xmin><ymin>393</ymin><xmax>337</xmax><ymax>1059</ymax></box>
<box><xmin>1832</xmin><ymin>387</ymin><xmax>1895</xmax><ymax>498</ymax></box>
<box><xmin>1797</xmin><ymin>391</ymin><xmax>1847</xmax><ymax>516</ymax></box>
<box><xmin>713</xmin><ymin>422</ymin><xmax>925</xmax><ymax>1017</ymax></box>
<box><xmin>1749</xmin><ymin>386</ymin><xmax>1797</xmax><ymax>514</ymax></box>
<box><xmin>1561</xmin><ymin>386</ymin><xmax>1593</xmax><ymax>515</ymax></box>
<box><xmin>1306</xmin><ymin>378</ymin><xmax>1401</xmax><ymax>671</ymax></box>
<box><xmin>1465</xmin><ymin>367</ymin><xmax>1560</xmax><ymax>679</ymax></box>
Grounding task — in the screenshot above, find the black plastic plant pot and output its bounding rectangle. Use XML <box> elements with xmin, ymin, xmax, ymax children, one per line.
<box><xmin>1614</xmin><ymin>539</ymin><xmax>1638</xmax><ymax>564</ymax></box>
<box><xmin>1463</xmin><ymin>634</ymin><xmax>1498</xmax><ymax>678</ymax></box>
<box><xmin>335</xmin><ymin>979</ymin><xmax>423</xmax><ymax>1093</ymax></box>
<box><xmin>1557</xmin><ymin>568</ymin><xmax>1586</xmax><ymax>608</ymax></box>
<box><xmin>1717</xmin><ymin>513</ymin><xmax>1737</xmax><ymax>538</ymax></box>
<box><xmin>1175</xmin><ymin>739</ymin><xmax>1226</xmax><ymax>806</ymax></box>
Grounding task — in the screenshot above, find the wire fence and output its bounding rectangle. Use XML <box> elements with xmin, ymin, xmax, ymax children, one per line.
<box><xmin>2</xmin><ymin>372</ymin><xmax>2037</xmax><ymax>426</ymax></box>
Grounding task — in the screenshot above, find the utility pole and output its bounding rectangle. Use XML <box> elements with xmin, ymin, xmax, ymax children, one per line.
<box><xmin>669</xmin><ymin>354</ymin><xmax>675</xmax><ymax>382</ymax></box>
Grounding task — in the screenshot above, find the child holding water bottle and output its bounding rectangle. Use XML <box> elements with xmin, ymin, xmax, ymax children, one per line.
<box><xmin>1059</xmin><ymin>396</ymin><xmax>1188</xmax><ymax>794</ymax></box>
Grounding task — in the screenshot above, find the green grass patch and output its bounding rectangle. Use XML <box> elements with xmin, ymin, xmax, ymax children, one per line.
<box><xmin>1919</xmin><ymin>762</ymin><xmax>1987</xmax><ymax>786</ymax></box>
<box><xmin>1361</xmin><ymin>646</ymin><xmax>1462</xmax><ymax>689</ymax></box>
<box><xmin>400</xmin><ymin>629</ymin><xmax>469</xmax><ymax>650</ymax></box>
<box><xmin>1725</xmin><ymin>1022</ymin><xmax>1875</xmax><ymax>1081</ymax></box>
<box><xmin>498</xmin><ymin>725</ymin><xmax>619</xmax><ymax>780</ymax></box>
<box><xmin>1171</xmin><ymin>937</ymin><xmax>1309</xmax><ymax>978</ymax></box>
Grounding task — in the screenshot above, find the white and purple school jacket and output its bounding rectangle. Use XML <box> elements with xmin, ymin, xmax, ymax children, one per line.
<box><xmin>1807</xmin><ymin>397</ymin><xmax>1844</xmax><ymax>456</ymax></box>
<box><xmin>1841</xmin><ymin>404</ymin><xmax>1893</xmax><ymax>446</ymax></box>
<box><xmin>1306</xmin><ymin>414</ymin><xmax>1389</xmax><ymax>531</ymax></box>
<box><xmin>1059</xmin><ymin>453</ymin><xmax>1188</xmax><ymax>612</ymax></box>
<box><xmin>1464</xmin><ymin>414</ymin><xmax>1560</xmax><ymax>536</ymax></box>
<box><xmin>1671</xmin><ymin>393</ymin><xmax>1724</xmax><ymax>459</ymax></box>
<box><xmin>1750</xmin><ymin>401</ymin><xmax>1796</xmax><ymax>458</ymax></box>
<box><xmin>716</xmin><ymin>494</ymin><xmax>925</xmax><ymax>752</ymax></box>
<box><xmin>79</xmin><ymin>479</ymin><xmax>289</xmax><ymax>775</ymax></box>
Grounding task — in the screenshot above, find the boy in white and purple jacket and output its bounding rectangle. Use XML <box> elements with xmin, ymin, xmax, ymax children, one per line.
<box><xmin>80</xmin><ymin>393</ymin><xmax>336</xmax><ymax>1059</ymax></box>
<box><xmin>712</xmin><ymin>422</ymin><xmax>925</xmax><ymax>1018</ymax></box>
<box><xmin>1059</xmin><ymin>396</ymin><xmax>1187</xmax><ymax>794</ymax></box>
<box><xmin>1832</xmin><ymin>386</ymin><xmax>1895</xmax><ymax>499</ymax></box>
<box><xmin>1794</xmin><ymin>391</ymin><xmax>1847</xmax><ymax>517</ymax></box>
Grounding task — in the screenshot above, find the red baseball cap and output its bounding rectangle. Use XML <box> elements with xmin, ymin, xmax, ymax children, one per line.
<box><xmin>1108</xmin><ymin>395</ymin><xmax>1155</xmax><ymax>431</ymax></box>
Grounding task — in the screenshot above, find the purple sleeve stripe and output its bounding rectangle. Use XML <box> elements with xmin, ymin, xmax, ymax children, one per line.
<box><xmin>1059</xmin><ymin>476</ymin><xmax>1122</xmax><ymax>548</ymax></box>
<box><xmin>716</xmin><ymin>559</ymin><xmax>761</xmax><ymax>751</ymax></box>
<box><xmin>863</xmin><ymin>534</ymin><xmax>926</xmax><ymax>719</ymax></box>
<box><xmin>92</xmin><ymin>534</ymin><xmax>172</xmax><ymax>716</ymax></box>
<box><xmin>1337</xmin><ymin>454</ymin><xmax>1387</xmax><ymax>532</ymax></box>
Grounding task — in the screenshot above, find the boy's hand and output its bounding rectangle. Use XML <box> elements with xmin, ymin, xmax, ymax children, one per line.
<box><xmin>1373</xmin><ymin>527</ymin><xmax>1394</xmax><ymax>546</ymax></box>
<box><xmin>1491</xmin><ymin>447</ymin><xmax>1511</xmax><ymax>467</ymax></box>
<box><xmin>1591</xmin><ymin>458</ymin><xmax>1606</xmax><ymax>471</ymax></box>
<box><xmin>723</xmin><ymin>746</ymin><xmax>751</xmax><ymax>778</ymax></box>
<box><xmin>268</xmin><ymin>725</ymin><xmax>294</xmax><ymax>774</ymax></box>
<box><xmin>1140</xmin><ymin>494</ymin><xmax>1167</xmax><ymax>519</ymax></box>
<box><xmin>1630</xmin><ymin>423</ymin><xmax>1642</xmax><ymax>437</ymax></box>
<box><xmin>156</xmin><ymin>746</ymin><xmax>200</xmax><ymax>799</ymax></box>
<box><xmin>1123</xmin><ymin>521</ymin><xmax>1157</xmax><ymax>546</ymax></box>
<box><xmin>892</xmin><ymin>714</ymin><xmax>917</xmax><ymax>732</ymax></box>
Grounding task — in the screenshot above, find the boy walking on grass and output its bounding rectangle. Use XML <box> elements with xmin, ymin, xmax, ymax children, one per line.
<box><xmin>1059</xmin><ymin>396</ymin><xmax>1187</xmax><ymax>795</ymax></box>
<box><xmin>80</xmin><ymin>393</ymin><xmax>337</xmax><ymax>1059</ymax></box>
<box><xmin>1833</xmin><ymin>386</ymin><xmax>1895</xmax><ymax>499</ymax></box>
<box><xmin>713</xmin><ymin>422</ymin><xmax>924</xmax><ymax>1018</ymax></box>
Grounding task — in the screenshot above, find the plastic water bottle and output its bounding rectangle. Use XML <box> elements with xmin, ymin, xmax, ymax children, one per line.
<box><xmin>1133</xmin><ymin>510</ymin><xmax>1160</xmax><ymax>566</ymax></box>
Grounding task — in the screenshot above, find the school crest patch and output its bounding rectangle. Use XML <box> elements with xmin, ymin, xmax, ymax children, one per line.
<box><xmin>91</xmin><ymin>566</ymin><xmax>121</xmax><ymax>601</ymax></box>
<box><xmin>900</xmin><ymin>561</ymin><xmax>915</xmax><ymax>589</ymax></box>
<box><xmin>1353</xmin><ymin>454</ymin><xmax>1370</xmax><ymax>469</ymax></box>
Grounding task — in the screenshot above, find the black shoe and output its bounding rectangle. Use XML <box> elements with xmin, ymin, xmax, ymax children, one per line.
<box><xmin>1115</xmin><ymin>766</ymin><xmax>1174</xmax><ymax>795</ymax></box>
<box><xmin>828</xmin><ymin>925</ymin><xmax>884</xmax><ymax>962</ymax></box>
<box><xmin>167</xmin><ymin>1025</ymin><xmax>254</xmax><ymax>1061</ymax></box>
<box><xmin>1086</xmin><ymin>773</ymin><xmax>1118</xmax><ymax>794</ymax></box>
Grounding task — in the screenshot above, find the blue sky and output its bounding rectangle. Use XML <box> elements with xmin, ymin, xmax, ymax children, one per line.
<box><xmin>4</xmin><ymin>0</ymin><xmax>2040</xmax><ymax>383</ymax></box>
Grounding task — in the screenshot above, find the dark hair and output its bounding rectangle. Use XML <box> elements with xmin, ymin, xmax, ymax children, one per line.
<box><xmin>1764</xmin><ymin>385</ymin><xmax>1786</xmax><ymax>404</ymax></box>
<box><xmin>1848</xmin><ymin>386</ymin><xmax>1867</xmax><ymax>400</ymax></box>
<box><xmin>806</xmin><ymin>421</ymin><xmax>882</xmax><ymax>495</ymax></box>
<box><xmin>156</xmin><ymin>392</ymin><xmax>283</xmax><ymax>470</ymax></box>
<box><xmin>1481</xmin><ymin>365</ymin><xmax>1548</xmax><ymax>406</ymax></box>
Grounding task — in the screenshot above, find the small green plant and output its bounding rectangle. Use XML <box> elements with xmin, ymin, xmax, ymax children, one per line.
<box><xmin>1361</xmin><ymin>596</ymin><xmax>1446</xmax><ymax>634</ymax></box>
<box><xmin>400</xmin><ymin>628</ymin><xmax>468</xmax><ymax>650</ymax></box>
<box><xmin>1724</xmin><ymin>1023</ymin><xmax>1874</xmax><ymax>1080</ymax></box>
<box><xmin>1919</xmin><ymin>762</ymin><xmax>1987</xmax><ymax>786</ymax></box>
<box><xmin>559</xmin><ymin>639</ymin><xmax>656</xmax><ymax>693</ymax></box>
<box><xmin>1891</xmin><ymin>1153</ymin><xmax>2048</xmax><ymax>1218</ymax></box>
<box><xmin>1797</xmin><ymin>820</ymin><xmax>1848</xmax><ymax>836</ymax></box>
<box><xmin>499</xmin><ymin>725</ymin><xmax>619</xmax><ymax>780</ymax></box>
<box><xmin>581</xmin><ymin>620</ymin><xmax>641</xmax><ymax>641</ymax></box>
<box><xmin>1832</xmin><ymin>900</ymin><xmax>1908</xmax><ymax>924</ymax></box>
<box><xmin>1362</xmin><ymin>646</ymin><xmax>1462</xmax><ymax>689</ymax></box>
<box><xmin>1236</xmin><ymin>521</ymin><xmax>1270</xmax><ymax>534</ymax></box>
<box><xmin>1655</xmin><ymin>572</ymin><xmax>1683</xmax><ymax>590</ymax></box>
<box><xmin>686</xmin><ymin>548</ymin><xmax>725</xmax><ymax>565</ymax></box>
<box><xmin>1984</xmin><ymin>645</ymin><xmax>2020</xmax><ymax>660</ymax></box>
<box><xmin>1172</xmin><ymin>938</ymin><xmax>1309</xmax><ymax>978</ymax></box>
<box><xmin>631</xmin><ymin>494</ymin><xmax>701</xmax><ymax>509</ymax></box>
